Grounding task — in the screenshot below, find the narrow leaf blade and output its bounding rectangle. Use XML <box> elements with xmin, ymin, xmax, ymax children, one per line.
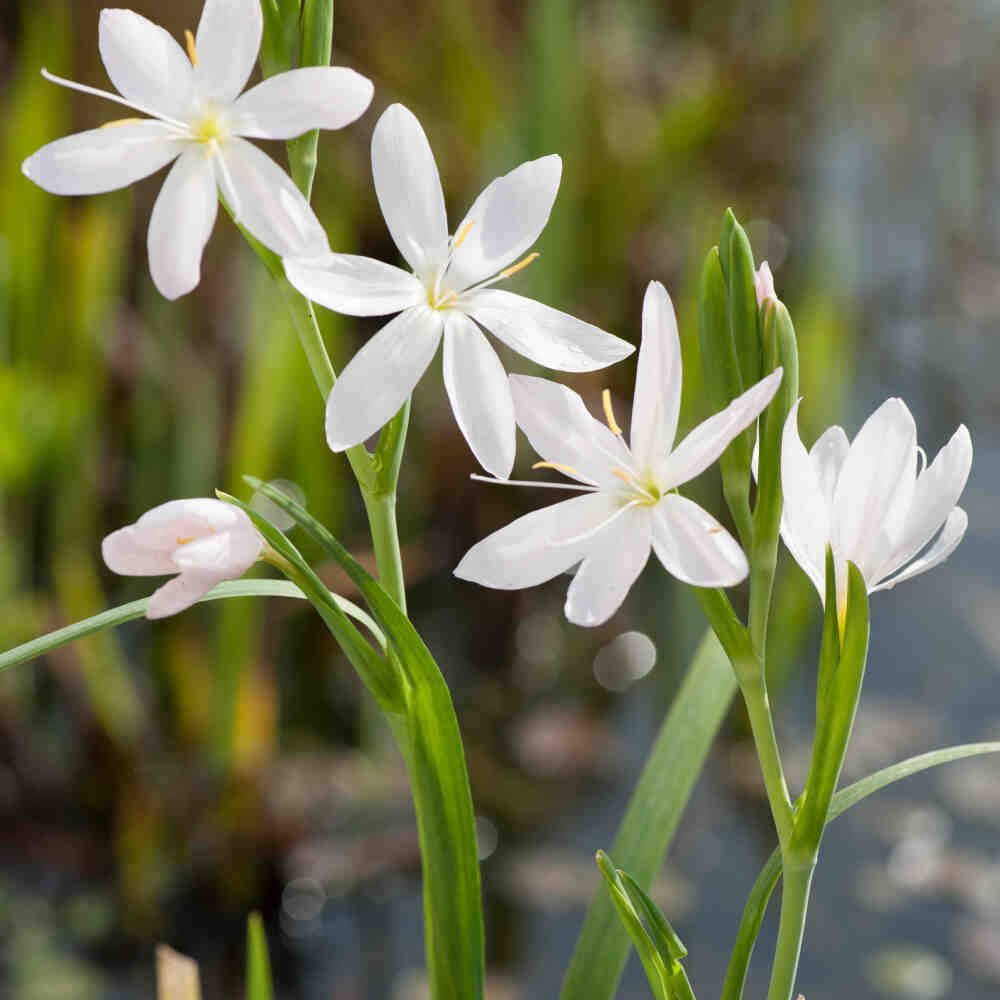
<box><xmin>246</xmin><ymin>912</ymin><xmax>274</xmax><ymax>1000</ymax></box>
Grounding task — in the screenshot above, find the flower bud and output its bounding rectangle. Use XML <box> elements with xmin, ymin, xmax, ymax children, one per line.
<box><xmin>102</xmin><ymin>498</ymin><xmax>264</xmax><ymax>619</ymax></box>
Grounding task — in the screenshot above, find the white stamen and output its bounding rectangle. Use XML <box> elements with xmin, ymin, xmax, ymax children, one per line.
<box><xmin>41</xmin><ymin>68</ymin><xmax>191</xmax><ymax>133</ymax></box>
<box><xmin>550</xmin><ymin>499</ymin><xmax>640</xmax><ymax>547</ymax></box>
<box><xmin>212</xmin><ymin>140</ymin><xmax>242</xmax><ymax>220</ymax></box>
<box><xmin>470</xmin><ymin>474</ymin><xmax>598</xmax><ymax>493</ymax></box>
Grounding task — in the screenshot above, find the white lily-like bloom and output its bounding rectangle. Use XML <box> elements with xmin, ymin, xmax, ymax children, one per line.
<box><xmin>754</xmin><ymin>261</ymin><xmax>777</xmax><ymax>307</ymax></box>
<box><xmin>284</xmin><ymin>103</ymin><xmax>634</xmax><ymax>480</ymax></box>
<box><xmin>779</xmin><ymin>398</ymin><xmax>972</xmax><ymax>615</ymax></box>
<box><xmin>21</xmin><ymin>0</ymin><xmax>374</xmax><ymax>299</ymax></box>
<box><xmin>103</xmin><ymin>499</ymin><xmax>264</xmax><ymax>619</ymax></box>
<box><xmin>454</xmin><ymin>281</ymin><xmax>782</xmax><ymax>627</ymax></box>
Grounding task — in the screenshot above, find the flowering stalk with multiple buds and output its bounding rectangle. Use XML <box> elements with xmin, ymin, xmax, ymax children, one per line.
<box><xmin>4</xmin><ymin>3</ymin><xmax>995</xmax><ymax>1000</ymax></box>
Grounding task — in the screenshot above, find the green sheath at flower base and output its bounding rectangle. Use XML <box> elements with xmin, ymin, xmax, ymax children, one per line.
<box><xmin>259</xmin><ymin>0</ymin><xmax>301</xmax><ymax>77</ymax></box>
<box><xmin>697</xmin><ymin>246</ymin><xmax>753</xmax><ymax>547</ymax></box>
<box><xmin>721</xmin><ymin>209</ymin><xmax>762</xmax><ymax>388</ymax></box>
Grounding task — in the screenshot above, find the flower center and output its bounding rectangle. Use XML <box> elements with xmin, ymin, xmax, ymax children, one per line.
<box><xmin>191</xmin><ymin>108</ymin><xmax>225</xmax><ymax>145</ymax></box>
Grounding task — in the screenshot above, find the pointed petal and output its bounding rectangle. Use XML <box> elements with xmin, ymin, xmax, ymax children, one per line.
<box><xmin>664</xmin><ymin>369</ymin><xmax>782</xmax><ymax>488</ymax></box>
<box><xmin>98</xmin><ymin>9</ymin><xmax>194</xmax><ymax>119</ymax></box>
<box><xmin>810</xmin><ymin>425</ymin><xmax>850</xmax><ymax>504</ymax></box>
<box><xmin>630</xmin><ymin>281</ymin><xmax>683</xmax><ymax>470</ymax></box>
<box><xmin>194</xmin><ymin>0</ymin><xmax>263</xmax><ymax>104</ymax></box>
<box><xmin>565</xmin><ymin>510</ymin><xmax>651</xmax><ymax>627</ymax></box>
<box><xmin>147</xmin><ymin>148</ymin><xmax>218</xmax><ymax>299</ymax></box>
<box><xmin>147</xmin><ymin>573</ymin><xmax>223</xmax><ymax>619</ymax></box>
<box><xmin>455</xmin><ymin>492</ymin><xmax>619</xmax><ymax>590</ymax></box>
<box><xmin>216</xmin><ymin>138</ymin><xmax>329</xmax><ymax>257</ymax></box>
<box><xmin>446</xmin><ymin>155</ymin><xmax>561</xmax><ymax>290</ymax></box>
<box><xmin>509</xmin><ymin>374</ymin><xmax>633</xmax><ymax>488</ymax></box>
<box><xmin>778</xmin><ymin>400</ymin><xmax>830</xmax><ymax>599</ymax></box>
<box><xmin>650</xmin><ymin>494</ymin><xmax>748</xmax><ymax>587</ymax></box>
<box><xmin>283</xmin><ymin>253</ymin><xmax>424</xmax><ymax>316</ymax></box>
<box><xmin>462</xmin><ymin>289</ymin><xmax>634</xmax><ymax>372</ymax></box>
<box><xmin>874</xmin><ymin>424</ymin><xmax>972</xmax><ymax>583</ymax></box>
<box><xmin>102</xmin><ymin>526</ymin><xmax>177</xmax><ymax>575</ymax></box>
<box><xmin>442</xmin><ymin>312</ymin><xmax>516</xmax><ymax>479</ymax></box>
<box><xmin>325</xmin><ymin>306</ymin><xmax>443</xmax><ymax>451</ymax></box>
<box><xmin>232</xmin><ymin>67</ymin><xmax>373</xmax><ymax>139</ymax></box>
<box><xmin>830</xmin><ymin>398</ymin><xmax>917</xmax><ymax>581</ymax></box>
<box><xmin>22</xmin><ymin>122</ymin><xmax>183</xmax><ymax>195</ymax></box>
<box><xmin>871</xmin><ymin>507</ymin><xmax>968</xmax><ymax>592</ymax></box>
<box><xmin>371</xmin><ymin>104</ymin><xmax>448</xmax><ymax>281</ymax></box>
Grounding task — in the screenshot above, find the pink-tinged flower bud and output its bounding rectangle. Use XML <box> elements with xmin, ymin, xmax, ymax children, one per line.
<box><xmin>754</xmin><ymin>261</ymin><xmax>777</xmax><ymax>307</ymax></box>
<box><xmin>102</xmin><ymin>498</ymin><xmax>263</xmax><ymax>619</ymax></box>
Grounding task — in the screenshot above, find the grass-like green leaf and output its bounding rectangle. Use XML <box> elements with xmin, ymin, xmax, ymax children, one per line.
<box><xmin>246</xmin><ymin>911</ymin><xmax>275</xmax><ymax>1000</ymax></box>
<box><xmin>242</xmin><ymin>477</ymin><xmax>485</xmax><ymax>1000</ymax></box>
<box><xmin>722</xmin><ymin>740</ymin><xmax>1000</xmax><ymax>1000</ymax></box>
<box><xmin>0</xmin><ymin>579</ymin><xmax>384</xmax><ymax>674</ymax></box>
<box><xmin>560</xmin><ymin>629</ymin><xmax>736</xmax><ymax>1000</ymax></box>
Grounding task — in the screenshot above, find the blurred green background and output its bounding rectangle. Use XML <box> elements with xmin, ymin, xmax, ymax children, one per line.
<box><xmin>2</xmin><ymin>0</ymin><xmax>999</xmax><ymax>997</ymax></box>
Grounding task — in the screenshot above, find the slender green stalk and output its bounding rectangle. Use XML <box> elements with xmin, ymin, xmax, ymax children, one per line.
<box><xmin>363</xmin><ymin>492</ymin><xmax>407</xmax><ymax>613</ymax></box>
<box><xmin>766</xmin><ymin>857</ymin><xmax>815</xmax><ymax>1000</ymax></box>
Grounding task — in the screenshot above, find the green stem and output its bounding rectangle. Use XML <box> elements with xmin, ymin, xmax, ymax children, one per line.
<box><xmin>766</xmin><ymin>856</ymin><xmax>815</xmax><ymax>1000</ymax></box>
<box><xmin>739</xmin><ymin>665</ymin><xmax>794</xmax><ymax>849</ymax></box>
<box><xmin>363</xmin><ymin>492</ymin><xmax>407</xmax><ymax>613</ymax></box>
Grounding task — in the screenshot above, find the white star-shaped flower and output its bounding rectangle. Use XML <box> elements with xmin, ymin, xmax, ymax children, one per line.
<box><xmin>778</xmin><ymin>398</ymin><xmax>971</xmax><ymax>614</ymax></box>
<box><xmin>102</xmin><ymin>498</ymin><xmax>264</xmax><ymax>618</ymax></box>
<box><xmin>21</xmin><ymin>0</ymin><xmax>374</xmax><ymax>299</ymax></box>
<box><xmin>454</xmin><ymin>281</ymin><xmax>782</xmax><ymax>626</ymax></box>
<box><xmin>284</xmin><ymin>103</ymin><xmax>635</xmax><ymax>480</ymax></box>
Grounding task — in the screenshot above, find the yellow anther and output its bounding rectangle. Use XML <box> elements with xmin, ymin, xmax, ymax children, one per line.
<box><xmin>452</xmin><ymin>220</ymin><xmax>475</xmax><ymax>252</ymax></box>
<box><xmin>100</xmin><ymin>117</ymin><xmax>145</xmax><ymax>129</ymax></box>
<box><xmin>498</xmin><ymin>252</ymin><xmax>540</xmax><ymax>280</ymax></box>
<box><xmin>532</xmin><ymin>460</ymin><xmax>582</xmax><ymax>477</ymax></box>
<box><xmin>610</xmin><ymin>467</ymin><xmax>636</xmax><ymax>486</ymax></box>
<box><xmin>708</xmin><ymin>525</ymin><xmax>723</xmax><ymax>535</ymax></box>
<box><xmin>185</xmin><ymin>30</ymin><xmax>198</xmax><ymax>66</ymax></box>
<box><xmin>602</xmin><ymin>389</ymin><xmax>623</xmax><ymax>436</ymax></box>
<box><xmin>175</xmin><ymin>536</ymin><xmax>195</xmax><ymax>546</ymax></box>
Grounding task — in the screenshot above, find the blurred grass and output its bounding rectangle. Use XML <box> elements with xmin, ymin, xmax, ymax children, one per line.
<box><xmin>0</xmin><ymin>0</ymin><xmax>853</xmax><ymax>976</ymax></box>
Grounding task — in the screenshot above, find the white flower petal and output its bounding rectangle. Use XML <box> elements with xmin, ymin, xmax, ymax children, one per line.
<box><xmin>446</xmin><ymin>154</ymin><xmax>562</xmax><ymax>290</ymax></box>
<box><xmin>874</xmin><ymin>424</ymin><xmax>972</xmax><ymax>584</ymax></box>
<box><xmin>509</xmin><ymin>374</ymin><xmax>632</xmax><ymax>488</ymax></box>
<box><xmin>326</xmin><ymin>306</ymin><xmax>443</xmax><ymax>451</ymax></box>
<box><xmin>231</xmin><ymin>67</ymin><xmax>374</xmax><ymax>139</ymax></box>
<box><xmin>455</xmin><ymin>492</ymin><xmax>619</xmax><ymax>590</ymax></box>
<box><xmin>810</xmin><ymin>425</ymin><xmax>850</xmax><ymax>504</ymax></box>
<box><xmin>98</xmin><ymin>9</ymin><xmax>194</xmax><ymax>120</ymax></box>
<box><xmin>147</xmin><ymin>572</ymin><xmax>223</xmax><ymax>619</ymax></box>
<box><xmin>147</xmin><ymin>148</ymin><xmax>218</xmax><ymax>300</ymax></box>
<box><xmin>283</xmin><ymin>253</ymin><xmax>424</xmax><ymax>316</ymax></box>
<box><xmin>102</xmin><ymin>526</ymin><xmax>177</xmax><ymax>575</ymax></box>
<box><xmin>21</xmin><ymin>122</ymin><xmax>183</xmax><ymax>195</ymax></box>
<box><xmin>443</xmin><ymin>312</ymin><xmax>516</xmax><ymax>479</ymax></box>
<box><xmin>664</xmin><ymin>369</ymin><xmax>782</xmax><ymax>488</ymax></box>
<box><xmin>371</xmin><ymin>104</ymin><xmax>448</xmax><ymax>281</ymax></box>
<box><xmin>172</xmin><ymin>529</ymin><xmax>261</xmax><ymax>575</ymax></box>
<box><xmin>630</xmin><ymin>281</ymin><xmax>683</xmax><ymax>471</ymax></box>
<box><xmin>565</xmin><ymin>509</ymin><xmax>651</xmax><ymax>627</ymax></box>
<box><xmin>463</xmin><ymin>289</ymin><xmax>634</xmax><ymax>372</ymax></box>
<box><xmin>650</xmin><ymin>494</ymin><xmax>748</xmax><ymax>587</ymax></box>
<box><xmin>135</xmin><ymin>498</ymin><xmax>246</xmax><ymax>548</ymax></box>
<box><xmin>831</xmin><ymin>398</ymin><xmax>917</xmax><ymax>581</ymax></box>
<box><xmin>779</xmin><ymin>400</ymin><xmax>830</xmax><ymax>599</ymax></box>
<box><xmin>194</xmin><ymin>0</ymin><xmax>263</xmax><ymax>104</ymax></box>
<box><xmin>754</xmin><ymin>261</ymin><xmax>776</xmax><ymax>307</ymax></box>
<box><xmin>871</xmin><ymin>507</ymin><xmax>968</xmax><ymax>592</ymax></box>
<box><xmin>216</xmin><ymin>138</ymin><xmax>329</xmax><ymax>257</ymax></box>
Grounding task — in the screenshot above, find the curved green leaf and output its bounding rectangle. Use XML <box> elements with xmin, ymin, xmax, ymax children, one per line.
<box><xmin>722</xmin><ymin>741</ymin><xmax>1000</xmax><ymax>1000</ymax></box>
<box><xmin>246</xmin><ymin>911</ymin><xmax>275</xmax><ymax>1000</ymax></box>
<box><xmin>0</xmin><ymin>579</ymin><xmax>383</xmax><ymax>674</ymax></box>
<box><xmin>239</xmin><ymin>478</ymin><xmax>485</xmax><ymax>1000</ymax></box>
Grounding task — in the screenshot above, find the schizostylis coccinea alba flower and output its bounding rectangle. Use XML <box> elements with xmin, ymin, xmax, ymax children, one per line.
<box><xmin>21</xmin><ymin>0</ymin><xmax>374</xmax><ymax>299</ymax></box>
<box><xmin>454</xmin><ymin>281</ymin><xmax>782</xmax><ymax>626</ymax></box>
<box><xmin>284</xmin><ymin>103</ymin><xmax>634</xmax><ymax>480</ymax></box>
<box><xmin>102</xmin><ymin>499</ymin><xmax>264</xmax><ymax>618</ymax></box>
<box><xmin>778</xmin><ymin>398</ymin><xmax>971</xmax><ymax>614</ymax></box>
